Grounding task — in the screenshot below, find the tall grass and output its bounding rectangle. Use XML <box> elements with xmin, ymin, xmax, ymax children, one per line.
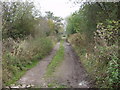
<box><xmin>2</xmin><ymin>37</ymin><xmax>53</xmax><ymax>86</ymax></box>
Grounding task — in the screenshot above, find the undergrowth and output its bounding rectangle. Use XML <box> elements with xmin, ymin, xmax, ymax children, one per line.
<box><xmin>68</xmin><ymin>20</ymin><xmax>119</xmax><ymax>88</ymax></box>
<box><xmin>2</xmin><ymin>37</ymin><xmax>54</xmax><ymax>86</ymax></box>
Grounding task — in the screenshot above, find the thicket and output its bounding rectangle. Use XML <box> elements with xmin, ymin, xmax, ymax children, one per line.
<box><xmin>2</xmin><ymin>1</ymin><xmax>63</xmax><ymax>86</ymax></box>
<box><xmin>66</xmin><ymin>2</ymin><xmax>119</xmax><ymax>88</ymax></box>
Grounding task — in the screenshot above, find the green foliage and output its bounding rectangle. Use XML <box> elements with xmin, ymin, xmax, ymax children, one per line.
<box><xmin>45</xmin><ymin>11</ymin><xmax>64</xmax><ymax>38</ymax></box>
<box><xmin>27</xmin><ymin>37</ymin><xmax>53</xmax><ymax>59</ymax></box>
<box><xmin>82</xmin><ymin>45</ymin><xmax>118</xmax><ymax>88</ymax></box>
<box><xmin>46</xmin><ymin>41</ymin><xmax>64</xmax><ymax>76</ymax></box>
<box><xmin>95</xmin><ymin>20</ymin><xmax>119</xmax><ymax>46</ymax></box>
<box><xmin>2</xmin><ymin>1</ymin><xmax>62</xmax><ymax>87</ymax></box>
<box><xmin>66</xmin><ymin>2</ymin><xmax>119</xmax><ymax>40</ymax></box>
<box><xmin>2</xmin><ymin>54</ymin><xmax>38</xmax><ymax>86</ymax></box>
<box><xmin>67</xmin><ymin>20</ymin><xmax>119</xmax><ymax>88</ymax></box>
<box><xmin>2</xmin><ymin>1</ymin><xmax>36</xmax><ymax>39</ymax></box>
<box><xmin>107</xmin><ymin>53</ymin><xmax>119</xmax><ymax>88</ymax></box>
<box><xmin>2</xmin><ymin>37</ymin><xmax>53</xmax><ymax>86</ymax></box>
<box><xmin>66</xmin><ymin>2</ymin><xmax>119</xmax><ymax>88</ymax></box>
<box><xmin>2</xmin><ymin>2</ymin><xmax>63</xmax><ymax>40</ymax></box>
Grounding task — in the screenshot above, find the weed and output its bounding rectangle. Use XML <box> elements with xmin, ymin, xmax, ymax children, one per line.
<box><xmin>2</xmin><ymin>37</ymin><xmax>53</xmax><ymax>86</ymax></box>
<box><xmin>46</xmin><ymin>41</ymin><xmax>64</xmax><ymax>76</ymax></box>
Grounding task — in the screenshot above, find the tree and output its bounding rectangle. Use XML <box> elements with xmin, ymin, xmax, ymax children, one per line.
<box><xmin>66</xmin><ymin>2</ymin><xmax>119</xmax><ymax>40</ymax></box>
<box><xmin>45</xmin><ymin>11</ymin><xmax>64</xmax><ymax>35</ymax></box>
<box><xmin>2</xmin><ymin>1</ymin><xmax>36</xmax><ymax>39</ymax></box>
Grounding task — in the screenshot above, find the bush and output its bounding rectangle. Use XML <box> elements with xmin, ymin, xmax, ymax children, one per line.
<box><xmin>107</xmin><ymin>53</ymin><xmax>119</xmax><ymax>88</ymax></box>
<box><xmin>2</xmin><ymin>37</ymin><xmax>53</xmax><ymax>86</ymax></box>
<box><xmin>94</xmin><ymin>20</ymin><xmax>119</xmax><ymax>46</ymax></box>
<box><xmin>68</xmin><ymin>20</ymin><xmax>119</xmax><ymax>88</ymax></box>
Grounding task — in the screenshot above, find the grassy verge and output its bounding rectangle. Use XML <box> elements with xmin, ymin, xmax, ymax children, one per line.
<box><xmin>46</xmin><ymin>41</ymin><xmax>64</xmax><ymax>76</ymax></box>
<box><xmin>68</xmin><ymin>34</ymin><xmax>119</xmax><ymax>88</ymax></box>
<box><xmin>3</xmin><ymin>37</ymin><xmax>54</xmax><ymax>86</ymax></box>
<box><xmin>5</xmin><ymin>59</ymin><xmax>39</xmax><ymax>86</ymax></box>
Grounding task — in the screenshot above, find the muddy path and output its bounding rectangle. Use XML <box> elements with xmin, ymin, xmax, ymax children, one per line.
<box><xmin>16</xmin><ymin>41</ymin><xmax>93</xmax><ymax>88</ymax></box>
<box><xmin>17</xmin><ymin>42</ymin><xmax>60</xmax><ymax>87</ymax></box>
<box><xmin>47</xmin><ymin>42</ymin><xmax>93</xmax><ymax>88</ymax></box>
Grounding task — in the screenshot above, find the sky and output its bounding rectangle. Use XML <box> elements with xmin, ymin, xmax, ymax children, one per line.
<box><xmin>3</xmin><ymin>0</ymin><xmax>120</xmax><ymax>18</ymax></box>
<box><xmin>2</xmin><ymin>0</ymin><xmax>82</xmax><ymax>18</ymax></box>
<box><xmin>33</xmin><ymin>0</ymin><xmax>81</xmax><ymax>18</ymax></box>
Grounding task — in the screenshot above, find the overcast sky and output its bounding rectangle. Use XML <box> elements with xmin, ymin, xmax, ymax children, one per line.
<box><xmin>34</xmin><ymin>0</ymin><xmax>81</xmax><ymax>18</ymax></box>
<box><xmin>3</xmin><ymin>0</ymin><xmax>120</xmax><ymax>18</ymax></box>
<box><xmin>3</xmin><ymin>0</ymin><xmax>81</xmax><ymax>18</ymax></box>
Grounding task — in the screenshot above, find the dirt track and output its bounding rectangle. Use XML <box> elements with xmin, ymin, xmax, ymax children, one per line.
<box><xmin>52</xmin><ymin>42</ymin><xmax>93</xmax><ymax>88</ymax></box>
<box><xmin>17</xmin><ymin>41</ymin><xmax>93</xmax><ymax>88</ymax></box>
<box><xmin>17</xmin><ymin>42</ymin><xmax>60</xmax><ymax>87</ymax></box>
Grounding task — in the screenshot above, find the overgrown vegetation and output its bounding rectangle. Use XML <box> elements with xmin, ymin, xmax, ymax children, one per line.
<box><xmin>46</xmin><ymin>41</ymin><xmax>64</xmax><ymax>76</ymax></box>
<box><xmin>2</xmin><ymin>1</ymin><xmax>63</xmax><ymax>87</ymax></box>
<box><xmin>66</xmin><ymin>1</ymin><xmax>119</xmax><ymax>88</ymax></box>
<box><xmin>2</xmin><ymin>0</ymin><xmax>119</xmax><ymax>88</ymax></box>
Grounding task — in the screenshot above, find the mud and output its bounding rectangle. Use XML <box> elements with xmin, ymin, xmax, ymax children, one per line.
<box><xmin>52</xmin><ymin>42</ymin><xmax>93</xmax><ymax>88</ymax></box>
<box><xmin>17</xmin><ymin>42</ymin><xmax>60</xmax><ymax>87</ymax></box>
<box><xmin>17</xmin><ymin>41</ymin><xmax>94</xmax><ymax>88</ymax></box>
